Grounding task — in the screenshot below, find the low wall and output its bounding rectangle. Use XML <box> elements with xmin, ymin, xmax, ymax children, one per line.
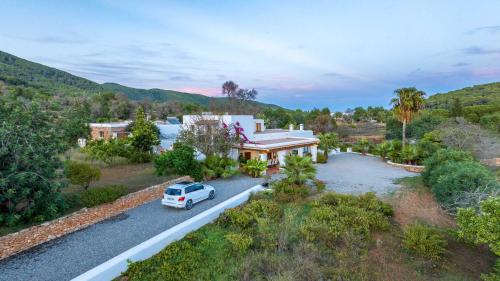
<box><xmin>386</xmin><ymin>161</ymin><xmax>424</xmax><ymax>173</ymax></box>
<box><xmin>0</xmin><ymin>176</ymin><xmax>191</xmax><ymax>260</ymax></box>
<box><xmin>72</xmin><ymin>184</ymin><xmax>265</xmax><ymax>281</ymax></box>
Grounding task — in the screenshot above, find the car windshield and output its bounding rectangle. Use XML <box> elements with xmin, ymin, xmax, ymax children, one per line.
<box><xmin>165</xmin><ymin>188</ymin><xmax>182</xmax><ymax>196</ymax></box>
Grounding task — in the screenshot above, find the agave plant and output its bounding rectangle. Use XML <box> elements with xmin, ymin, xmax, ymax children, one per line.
<box><xmin>244</xmin><ymin>159</ymin><xmax>267</xmax><ymax>178</ymax></box>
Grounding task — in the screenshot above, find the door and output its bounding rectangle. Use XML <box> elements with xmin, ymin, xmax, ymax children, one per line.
<box><xmin>192</xmin><ymin>184</ymin><xmax>206</xmax><ymax>202</ymax></box>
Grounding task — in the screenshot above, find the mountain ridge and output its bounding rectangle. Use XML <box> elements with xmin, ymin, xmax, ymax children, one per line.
<box><xmin>0</xmin><ymin>50</ymin><xmax>280</xmax><ymax>109</ymax></box>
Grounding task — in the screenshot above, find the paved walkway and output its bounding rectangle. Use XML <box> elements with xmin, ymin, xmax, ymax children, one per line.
<box><xmin>0</xmin><ymin>176</ymin><xmax>263</xmax><ymax>281</ymax></box>
<box><xmin>316</xmin><ymin>153</ymin><xmax>415</xmax><ymax>194</ymax></box>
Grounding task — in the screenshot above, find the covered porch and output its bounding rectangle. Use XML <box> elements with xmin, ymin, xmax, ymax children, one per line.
<box><xmin>237</xmin><ymin>137</ymin><xmax>319</xmax><ymax>174</ymax></box>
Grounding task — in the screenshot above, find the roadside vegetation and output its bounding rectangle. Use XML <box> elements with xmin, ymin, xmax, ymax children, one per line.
<box><xmin>119</xmin><ymin>155</ymin><xmax>497</xmax><ymax>281</ymax></box>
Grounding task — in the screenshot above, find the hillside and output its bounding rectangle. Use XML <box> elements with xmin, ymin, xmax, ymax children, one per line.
<box><xmin>427</xmin><ymin>82</ymin><xmax>500</xmax><ymax>108</ymax></box>
<box><xmin>0</xmin><ymin>50</ymin><xmax>280</xmax><ymax>109</ymax></box>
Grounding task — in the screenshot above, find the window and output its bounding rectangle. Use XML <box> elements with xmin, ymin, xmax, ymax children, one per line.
<box><xmin>165</xmin><ymin>188</ymin><xmax>182</xmax><ymax>196</ymax></box>
<box><xmin>194</xmin><ymin>184</ymin><xmax>204</xmax><ymax>191</ymax></box>
<box><xmin>185</xmin><ymin>186</ymin><xmax>193</xmax><ymax>193</ymax></box>
<box><xmin>244</xmin><ymin>152</ymin><xmax>251</xmax><ymax>160</ymax></box>
<box><xmin>303</xmin><ymin>146</ymin><xmax>310</xmax><ymax>154</ymax></box>
<box><xmin>255</xmin><ymin>122</ymin><xmax>262</xmax><ymax>132</ymax></box>
<box><xmin>99</xmin><ymin>131</ymin><xmax>104</xmax><ymax>138</ymax></box>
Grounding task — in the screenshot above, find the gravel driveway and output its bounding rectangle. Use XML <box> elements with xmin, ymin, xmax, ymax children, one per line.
<box><xmin>316</xmin><ymin>153</ymin><xmax>415</xmax><ymax>194</ymax></box>
<box><xmin>0</xmin><ymin>175</ymin><xmax>263</xmax><ymax>281</ymax></box>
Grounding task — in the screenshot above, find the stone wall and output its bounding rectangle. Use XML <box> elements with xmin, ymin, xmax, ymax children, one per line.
<box><xmin>0</xmin><ymin>176</ymin><xmax>191</xmax><ymax>260</ymax></box>
<box><xmin>386</xmin><ymin>161</ymin><xmax>424</xmax><ymax>173</ymax></box>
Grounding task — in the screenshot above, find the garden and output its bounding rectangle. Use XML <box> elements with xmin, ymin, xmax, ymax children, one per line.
<box><xmin>118</xmin><ymin>153</ymin><xmax>498</xmax><ymax>281</ymax></box>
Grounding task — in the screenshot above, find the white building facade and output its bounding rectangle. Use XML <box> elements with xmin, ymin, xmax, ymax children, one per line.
<box><xmin>183</xmin><ymin>114</ymin><xmax>319</xmax><ymax>168</ymax></box>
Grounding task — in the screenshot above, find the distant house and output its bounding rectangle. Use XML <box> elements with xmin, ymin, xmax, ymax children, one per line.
<box><xmin>183</xmin><ymin>114</ymin><xmax>319</xmax><ymax>169</ymax></box>
<box><xmin>89</xmin><ymin>121</ymin><xmax>131</xmax><ymax>140</ymax></box>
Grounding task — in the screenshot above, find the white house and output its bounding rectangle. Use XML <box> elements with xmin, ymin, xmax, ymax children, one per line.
<box><xmin>183</xmin><ymin>114</ymin><xmax>319</xmax><ymax>169</ymax></box>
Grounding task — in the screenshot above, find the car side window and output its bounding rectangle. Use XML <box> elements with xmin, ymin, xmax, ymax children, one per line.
<box><xmin>196</xmin><ymin>184</ymin><xmax>204</xmax><ymax>191</ymax></box>
<box><xmin>185</xmin><ymin>186</ymin><xmax>193</xmax><ymax>194</ymax></box>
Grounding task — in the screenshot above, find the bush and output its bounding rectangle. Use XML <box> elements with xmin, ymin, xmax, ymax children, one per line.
<box><xmin>301</xmin><ymin>192</ymin><xmax>391</xmax><ymax>247</ymax></box>
<box><xmin>402</xmin><ymin>223</ymin><xmax>447</xmax><ymax>261</ymax></box>
<box><xmin>374</xmin><ymin>141</ymin><xmax>391</xmax><ymax>159</ymax></box>
<box><xmin>428</xmin><ymin>161</ymin><xmax>498</xmax><ymax>207</ymax></box>
<box><xmin>422</xmin><ymin>148</ymin><xmax>474</xmax><ymax>185</ymax></box>
<box><xmin>272</xmin><ymin>180</ymin><xmax>310</xmax><ymax>202</ymax></box>
<box><xmin>243</xmin><ymin>159</ymin><xmax>267</xmax><ymax>178</ymax></box>
<box><xmin>353</xmin><ymin>138</ymin><xmax>373</xmax><ymax>154</ymax></box>
<box><xmin>316</xmin><ymin>152</ymin><xmax>327</xmax><ymax>164</ymax></box>
<box><xmin>225</xmin><ymin>232</ymin><xmax>253</xmax><ymax>253</ymax></box>
<box><xmin>388</xmin><ymin>140</ymin><xmax>403</xmax><ymax>163</ymax></box>
<box><xmin>282</xmin><ymin>155</ymin><xmax>316</xmax><ymax>185</ymax></box>
<box><xmin>64</xmin><ymin>161</ymin><xmax>101</xmax><ymax>190</ymax></box>
<box><xmin>218</xmin><ymin>199</ymin><xmax>282</xmax><ymax>229</ymax></box>
<box><xmin>202</xmin><ymin>155</ymin><xmax>239</xmax><ymax>180</ymax></box>
<box><xmin>80</xmin><ymin>185</ymin><xmax>127</xmax><ymax>207</ymax></box>
<box><xmin>154</xmin><ymin>142</ymin><xmax>203</xmax><ymax>181</ymax></box>
<box><xmin>417</xmin><ymin>131</ymin><xmax>444</xmax><ymax>160</ymax></box>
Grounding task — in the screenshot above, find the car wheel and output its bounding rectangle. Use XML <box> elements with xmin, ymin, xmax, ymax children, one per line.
<box><xmin>208</xmin><ymin>191</ymin><xmax>215</xmax><ymax>200</ymax></box>
<box><xmin>185</xmin><ymin>199</ymin><xmax>193</xmax><ymax>210</ymax></box>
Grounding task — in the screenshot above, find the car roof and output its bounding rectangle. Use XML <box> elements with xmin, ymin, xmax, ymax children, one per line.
<box><xmin>167</xmin><ymin>181</ymin><xmax>200</xmax><ymax>189</ymax></box>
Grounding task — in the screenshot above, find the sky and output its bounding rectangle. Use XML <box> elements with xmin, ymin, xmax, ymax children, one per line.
<box><xmin>1</xmin><ymin>0</ymin><xmax>500</xmax><ymax>110</ymax></box>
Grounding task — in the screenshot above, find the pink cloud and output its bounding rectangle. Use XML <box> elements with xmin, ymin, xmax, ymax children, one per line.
<box><xmin>471</xmin><ymin>67</ymin><xmax>500</xmax><ymax>77</ymax></box>
<box><xmin>175</xmin><ymin>86</ymin><xmax>221</xmax><ymax>97</ymax></box>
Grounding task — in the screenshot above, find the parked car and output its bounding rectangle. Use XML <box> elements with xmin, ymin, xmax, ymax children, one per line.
<box><xmin>161</xmin><ymin>181</ymin><xmax>215</xmax><ymax>210</ymax></box>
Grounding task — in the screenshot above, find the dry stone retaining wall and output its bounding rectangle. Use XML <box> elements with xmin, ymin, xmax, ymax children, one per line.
<box><xmin>0</xmin><ymin>176</ymin><xmax>191</xmax><ymax>260</ymax></box>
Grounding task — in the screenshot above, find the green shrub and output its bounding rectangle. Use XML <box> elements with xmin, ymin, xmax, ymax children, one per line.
<box><xmin>422</xmin><ymin>148</ymin><xmax>474</xmax><ymax>185</ymax></box>
<box><xmin>316</xmin><ymin>152</ymin><xmax>327</xmax><ymax>164</ymax></box>
<box><xmin>243</xmin><ymin>159</ymin><xmax>267</xmax><ymax>177</ymax></box>
<box><xmin>80</xmin><ymin>185</ymin><xmax>127</xmax><ymax>207</ymax></box>
<box><xmin>314</xmin><ymin>179</ymin><xmax>326</xmax><ymax>193</ymax></box>
<box><xmin>353</xmin><ymin>138</ymin><xmax>373</xmax><ymax>154</ymax></box>
<box><xmin>375</xmin><ymin>141</ymin><xmax>391</xmax><ymax>159</ymax></box>
<box><xmin>428</xmin><ymin>161</ymin><xmax>498</xmax><ymax>207</ymax></box>
<box><xmin>417</xmin><ymin>131</ymin><xmax>444</xmax><ymax>160</ymax></box>
<box><xmin>282</xmin><ymin>154</ymin><xmax>316</xmax><ymax>185</ymax></box>
<box><xmin>388</xmin><ymin>140</ymin><xmax>403</xmax><ymax>163</ymax></box>
<box><xmin>218</xmin><ymin>199</ymin><xmax>282</xmax><ymax>229</ymax></box>
<box><xmin>402</xmin><ymin>223</ymin><xmax>447</xmax><ymax>261</ymax></box>
<box><xmin>301</xmin><ymin>192</ymin><xmax>391</xmax><ymax>247</ymax></box>
<box><xmin>272</xmin><ymin>180</ymin><xmax>310</xmax><ymax>202</ymax></box>
<box><xmin>64</xmin><ymin>160</ymin><xmax>101</xmax><ymax>190</ymax></box>
<box><xmin>202</xmin><ymin>155</ymin><xmax>239</xmax><ymax>180</ymax></box>
<box><xmin>225</xmin><ymin>232</ymin><xmax>253</xmax><ymax>252</ymax></box>
<box><xmin>154</xmin><ymin>142</ymin><xmax>202</xmax><ymax>181</ymax></box>
<box><xmin>401</xmin><ymin>145</ymin><xmax>421</xmax><ymax>165</ymax></box>
<box><xmin>457</xmin><ymin>197</ymin><xmax>500</xmax><ymax>256</ymax></box>
<box><xmin>125</xmin><ymin>240</ymin><xmax>202</xmax><ymax>281</ymax></box>
<box><xmin>479</xmin><ymin>111</ymin><xmax>500</xmax><ymax>133</ymax></box>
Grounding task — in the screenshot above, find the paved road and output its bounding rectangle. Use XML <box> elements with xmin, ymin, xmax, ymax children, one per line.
<box><xmin>316</xmin><ymin>153</ymin><xmax>415</xmax><ymax>194</ymax></box>
<box><xmin>0</xmin><ymin>175</ymin><xmax>263</xmax><ymax>281</ymax></box>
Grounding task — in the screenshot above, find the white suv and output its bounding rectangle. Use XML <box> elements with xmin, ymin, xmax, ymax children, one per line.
<box><xmin>161</xmin><ymin>181</ymin><xmax>215</xmax><ymax>210</ymax></box>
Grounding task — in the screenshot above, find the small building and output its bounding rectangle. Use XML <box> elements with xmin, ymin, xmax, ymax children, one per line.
<box><xmin>89</xmin><ymin>121</ymin><xmax>131</xmax><ymax>140</ymax></box>
<box><xmin>182</xmin><ymin>114</ymin><xmax>319</xmax><ymax>170</ymax></box>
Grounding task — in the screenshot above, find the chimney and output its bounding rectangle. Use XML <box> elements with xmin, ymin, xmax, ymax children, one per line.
<box><xmin>299</xmin><ymin>124</ymin><xmax>304</xmax><ymax>130</ymax></box>
<box><xmin>289</xmin><ymin>124</ymin><xmax>294</xmax><ymax>131</ymax></box>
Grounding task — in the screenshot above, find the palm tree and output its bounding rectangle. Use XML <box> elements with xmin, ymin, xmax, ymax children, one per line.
<box><xmin>282</xmin><ymin>154</ymin><xmax>316</xmax><ymax>185</ymax></box>
<box><xmin>390</xmin><ymin>87</ymin><xmax>426</xmax><ymax>147</ymax></box>
<box><xmin>318</xmin><ymin>133</ymin><xmax>339</xmax><ymax>159</ymax></box>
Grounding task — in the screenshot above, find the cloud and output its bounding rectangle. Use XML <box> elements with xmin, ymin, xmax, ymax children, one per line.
<box><xmin>467</xmin><ymin>25</ymin><xmax>500</xmax><ymax>34</ymax></box>
<box><xmin>175</xmin><ymin>86</ymin><xmax>220</xmax><ymax>96</ymax></box>
<box><xmin>463</xmin><ymin>46</ymin><xmax>500</xmax><ymax>55</ymax></box>
<box><xmin>169</xmin><ymin>75</ymin><xmax>191</xmax><ymax>81</ymax></box>
<box><xmin>9</xmin><ymin>34</ymin><xmax>87</xmax><ymax>44</ymax></box>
